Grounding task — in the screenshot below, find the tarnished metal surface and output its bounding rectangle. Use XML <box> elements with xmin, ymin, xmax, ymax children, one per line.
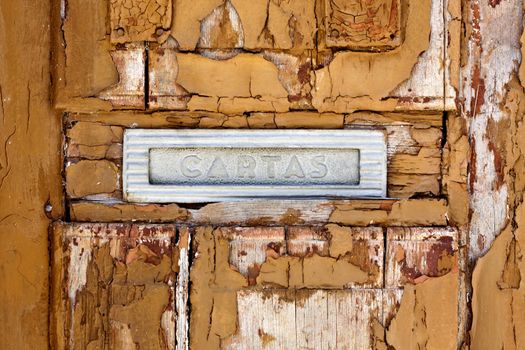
<box><xmin>123</xmin><ymin>129</ymin><xmax>387</xmax><ymax>202</ymax></box>
<box><xmin>149</xmin><ymin>147</ymin><xmax>360</xmax><ymax>185</ymax></box>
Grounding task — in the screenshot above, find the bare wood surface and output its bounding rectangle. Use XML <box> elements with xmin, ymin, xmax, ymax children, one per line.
<box><xmin>224</xmin><ymin>289</ymin><xmax>384</xmax><ymax>350</ymax></box>
<box><xmin>70</xmin><ymin>198</ymin><xmax>449</xmax><ymax>226</ymax></box>
<box><xmin>385</xmin><ymin>227</ymin><xmax>458</xmax><ymax>288</ymax></box>
<box><xmin>52</xmin><ymin>223</ymin><xmax>184</xmax><ymax>349</ymax></box>
<box><xmin>463</xmin><ymin>0</ymin><xmax>525</xmax><ymax>349</ymax></box>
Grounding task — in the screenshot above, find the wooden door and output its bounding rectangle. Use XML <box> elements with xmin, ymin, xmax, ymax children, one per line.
<box><xmin>1</xmin><ymin>0</ymin><xmax>525</xmax><ymax>349</ymax></box>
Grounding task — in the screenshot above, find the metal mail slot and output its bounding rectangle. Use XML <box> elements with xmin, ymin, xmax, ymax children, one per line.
<box><xmin>123</xmin><ymin>129</ymin><xmax>387</xmax><ymax>202</ymax></box>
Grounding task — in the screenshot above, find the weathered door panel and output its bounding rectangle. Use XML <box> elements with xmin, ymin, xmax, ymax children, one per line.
<box><xmin>51</xmin><ymin>0</ymin><xmax>468</xmax><ymax>348</ymax></box>
<box><xmin>188</xmin><ymin>225</ymin><xmax>459</xmax><ymax>349</ymax></box>
<box><xmin>51</xmin><ymin>223</ymin><xmax>190</xmax><ymax>350</ymax></box>
<box><xmin>55</xmin><ymin>0</ymin><xmax>460</xmax><ymax>113</ymax></box>
<box><xmin>52</xmin><ymin>222</ymin><xmax>460</xmax><ymax>349</ymax></box>
<box><xmin>6</xmin><ymin>0</ymin><xmax>525</xmax><ymax>347</ymax></box>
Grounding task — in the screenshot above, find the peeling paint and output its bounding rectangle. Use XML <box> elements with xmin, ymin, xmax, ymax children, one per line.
<box><xmin>175</xmin><ymin>228</ymin><xmax>190</xmax><ymax>350</ymax></box>
<box><xmin>463</xmin><ymin>0</ymin><xmax>523</xmax><ymax>259</ymax></box>
<box><xmin>66</xmin><ymin>239</ymin><xmax>93</xmax><ymax>304</ymax></box>
<box><xmin>161</xmin><ymin>309</ymin><xmax>176</xmax><ymax>350</ymax></box>
<box><xmin>198</xmin><ymin>0</ymin><xmax>244</xmax><ymax>49</ymax></box>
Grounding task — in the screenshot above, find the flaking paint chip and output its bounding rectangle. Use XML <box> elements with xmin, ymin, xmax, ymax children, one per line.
<box><xmin>110</xmin><ymin>0</ymin><xmax>172</xmax><ymax>43</ymax></box>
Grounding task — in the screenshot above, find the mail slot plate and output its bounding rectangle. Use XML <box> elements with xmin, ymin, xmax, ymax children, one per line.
<box><xmin>123</xmin><ymin>129</ymin><xmax>386</xmax><ymax>202</ymax></box>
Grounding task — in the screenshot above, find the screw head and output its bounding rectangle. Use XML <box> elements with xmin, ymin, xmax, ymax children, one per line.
<box><xmin>116</xmin><ymin>27</ymin><xmax>125</xmax><ymax>36</ymax></box>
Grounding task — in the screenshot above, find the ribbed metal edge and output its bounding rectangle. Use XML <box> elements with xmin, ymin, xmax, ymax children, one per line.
<box><xmin>123</xmin><ymin>129</ymin><xmax>387</xmax><ymax>203</ymax></box>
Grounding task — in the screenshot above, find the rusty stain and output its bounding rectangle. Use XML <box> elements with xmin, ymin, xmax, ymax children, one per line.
<box><xmin>470</xmin><ymin>1</ymin><xmax>482</xmax><ymax>45</ymax></box>
<box><xmin>488</xmin><ymin>0</ymin><xmax>503</xmax><ymax>7</ymax></box>
<box><xmin>469</xmin><ymin>137</ymin><xmax>478</xmax><ymax>193</ymax></box>
<box><xmin>470</xmin><ymin>67</ymin><xmax>486</xmax><ymax>116</ymax></box>
<box><xmin>280</xmin><ymin>208</ymin><xmax>303</xmax><ymax>225</ymax></box>
<box><xmin>258</xmin><ymin>328</ymin><xmax>276</xmax><ymax>347</ymax></box>
<box><xmin>297</xmin><ymin>62</ymin><xmax>310</xmax><ymax>84</ymax></box>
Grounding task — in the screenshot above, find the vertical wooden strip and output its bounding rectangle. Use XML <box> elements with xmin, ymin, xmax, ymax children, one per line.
<box><xmin>334</xmin><ymin>290</ymin><xmax>382</xmax><ymax>349</ymax></box>
<box><xmin>0</xmin><ymin>0</ymin><xmax>63</xmax><ymax>349</ymax></box>
<box><xmin>50</xmin><ymin>223</ymin><xmax>67</xmax><ymax>350</ymax></box>
<box><xmin>463</xmin><ymin>1</ymin><xmax>523</xmax><ymax>345</ymax></box>
<box><xmin>176</xmin><ymin>227</ymin><xmax>190</xmax><ymax>350</ymax></box>
<box><xmin>463</xmin><ymin>0</ymin><xmax>523</xmax><ymax>259</ymax></box>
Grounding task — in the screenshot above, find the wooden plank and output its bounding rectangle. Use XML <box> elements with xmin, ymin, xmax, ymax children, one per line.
<box><xmin>287</xmin><ymin>226</ymin><xmax>330</xmax><ymax>256</ymax></box>
<box><xmin>55</xmin><ymin>0</ymin><xmax>116</xmax><ymax>111</ymax></box>
<box><xmin>53</xmin><ymin>223</ymin><xmax>185</xmax><ymax>349</ymax></box>
<box><xmin>69</xmin><ymin>198</ymin><xmax>448</xmax><ymax>226</ymax></box>
<box><xmin>385</xmin><ymin>227</ymin><xmax>458</xmax><ymax>288</ymax></box>
<box><xmin>218</xmin><ymin>226</ymin><xmax>383</xmax><ymax>288</ymax></box>
<box><xmin>66</xmin><ymin>122</ymin><xmax>123</xmax><ymax>160</ymax></box>
<box><xmin>295</xmin><ymin>290</ymin><xmax>336</xmax><ymax>350</ymax></box>
<box><xmin>462</xmin><ymin>0</ymin><xmax>520</xmax><ymax>260</ymax></box>
<box><xmin>332</xmin><ymin>289</ymin><xmax>383</xmax><ymax>348</ymax></box>
<box><xmin>345</xmin><ymin>111</ymin><xmax>443</xmax><ymax>197</ymax></box>
<box><xmin>67</xmin><ymin>110</ymin><xmax>442</xmax><ymax>128</ymax></box>
<box><xmin>386</xmin><ymin>272</ymin><xmax>459</xmax><ymax>349</ymax></box>
<box><xmin>442</xmin><ymin>111</ymin><xmax>469</xmax><ymax>227</ymax></box>
<box><xmin>69</xmin><ymin>201</ymin><xmax>189</xmax><ymax>222</ymax></box>
<box><xmin>391</xmin><ymin>0</ymin><xmax>458</xmax><ymax>111</ymax></box>
<box><xmin>65</xmin><ymin>159</ymin><xmax>121</xmax><ymax>200</ymax></box>
<box><xmin>223</xmin><ymin>289</ymin><xmax>383</xmax><ymax>350</ymax></box>
<box><xmin>57</xmin><ymin>0</ymin><xmax>459</xmax><ymax>112</ymax></box>
<box><xmin>312</xmin><ymin>0</ymin><xmax>448</xmax><ymax>112</ymax></box>
<box><xmin>330</xmin><ymin>199</ymin><xmax>448</xmax><ymax>226</ymax></box>
<box><xmin>220</xmin><ymin>227</ymin><xmax>286</xmax><ymax>282</ymax></box>
<box><xmin>0</xmin><ymin>1</ymin><xmax>63</xmax><ymax>349</ymax></box>
<box><xmin>189</xmin><ymin>226</ymin><xmax>385</xmax><ymax>348</ymax></box>
<box><xmin>175</xmin><ymin>227</ymin><xmax>190</xmax><ymax>350</ymax></box>
<box><xmin>223</xmin><ymin>290</ymin><xmax>299</xmax><ymax>350</ymax></box>
<box><xmin>288</xmin><ymin>226</ymin><xmax>384</xmax><ymax>288</ymax></box>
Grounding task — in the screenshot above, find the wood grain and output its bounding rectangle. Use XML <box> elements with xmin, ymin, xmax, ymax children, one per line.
<box><xmin>224</xmin><ymin>289</ymin><xmax>384</xmax><ymax>350</ymax></box>
<box><xmin>69</xmin><ymin>198</ymin><xmax>448</xmax><ymax>227</ymax></box>
<box><xmin>52</xmin><ymin>223</ymin><xmax>188</xmax><ymax>350</ymax></box>
<box><xmin>0</xmin><ymin>1</ymin><xmax>63</xmax><ymax>349</ymax></box>
<box><xmin>385</xmin><ymin>227</ymin><xmax>458</xmax><ymax>288</ymax></box>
